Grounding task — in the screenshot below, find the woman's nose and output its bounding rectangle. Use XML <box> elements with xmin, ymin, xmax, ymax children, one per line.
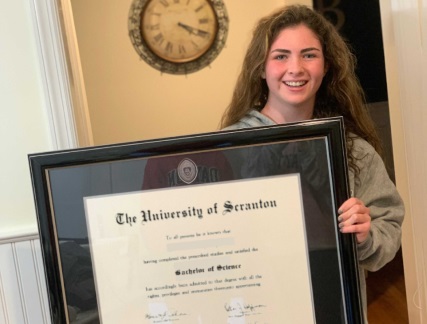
<box><xmin>287</xmin><ymin>57</ymin><xmax>304</xmax><ymax>74</ymax></box>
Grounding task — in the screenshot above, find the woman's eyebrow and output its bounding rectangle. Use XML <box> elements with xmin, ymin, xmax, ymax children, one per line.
<box><xmin>270</xmin><ymin>48</ymin><xmax>291</xmax><ymax>54</ymax></box>
<box><xmin>270</xmin><ymin>47</ymin><xmax>321</xmax><ymax>54</ymax></box>
<box><xmin>301</xmin><ymin>47</ymin><xmax>321</xmax><ymax>53</ymax></box>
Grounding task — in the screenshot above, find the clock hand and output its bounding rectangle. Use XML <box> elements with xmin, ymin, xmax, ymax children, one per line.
<box><xmin>177</xmin><ymin>22</ymin><xmax>210</xmax><ymax>38</ymax></box>
<box><xmin>178</xmin><ymin>22</ymin><xmax>194</xmax><ymax>33</ymax></box>
<box><xmin>194</xmin><ymin>28</ymin><xmax>210</xmax><ymax>38</ymax></box>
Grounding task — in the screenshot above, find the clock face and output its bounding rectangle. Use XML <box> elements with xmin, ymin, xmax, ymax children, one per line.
<box><xmin>129</xmin><ymin>0</ymin><xmax>229</xmax><ymax>74</ymax></box>
<box><xmin>142</xmin><ymin>0</ymin><xmax>218</xmax><ymax>63</ymax></box>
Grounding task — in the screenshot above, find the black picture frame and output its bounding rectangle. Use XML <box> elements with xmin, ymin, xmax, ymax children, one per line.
<box><xmin>29</xmin><ymin>117</ymin><xmax>363</xmax><ymax>324</ymax></box>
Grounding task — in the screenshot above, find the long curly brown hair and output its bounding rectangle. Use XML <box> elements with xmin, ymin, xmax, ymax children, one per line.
<box><xmin>220</xmin><ymin>5</ymin><xmax>381</xmax><ymax>175</ymax></box>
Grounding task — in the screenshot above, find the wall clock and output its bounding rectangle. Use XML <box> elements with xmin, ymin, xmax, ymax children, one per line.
<box><xmin>128</xmin><ymin>0</ymin><xmax>229</xmax><ymax>75</ymax></box>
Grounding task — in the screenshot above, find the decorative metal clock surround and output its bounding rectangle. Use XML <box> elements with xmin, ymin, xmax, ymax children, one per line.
<box><xmin>128</xmin><ymin>0</ymin><xmax>229</xmax><ymax>75</ymax></box>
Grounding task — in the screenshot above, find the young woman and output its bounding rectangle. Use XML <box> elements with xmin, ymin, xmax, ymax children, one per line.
<box><xmin>221</xmin><ymin>4</ymin><xmax>404</xmax><ymax>321</ymax></box>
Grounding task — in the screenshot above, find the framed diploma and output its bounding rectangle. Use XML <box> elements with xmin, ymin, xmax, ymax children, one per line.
<box><xmin>29</xmin><ymin>117</ymin><xmax>363</xmax><ymax>324</ymax></box>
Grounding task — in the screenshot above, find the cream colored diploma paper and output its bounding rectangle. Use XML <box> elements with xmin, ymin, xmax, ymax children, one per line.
<box><xmin>84</xmin><ymin>174</ymin><xmax>315</xmax><ymax>323</ymax></box>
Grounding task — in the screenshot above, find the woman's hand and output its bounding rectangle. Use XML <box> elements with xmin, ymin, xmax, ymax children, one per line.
<box><xmin>338</xmin><ymin>198</ymin><xmax>371</xmax><ymax>243</ymax></box>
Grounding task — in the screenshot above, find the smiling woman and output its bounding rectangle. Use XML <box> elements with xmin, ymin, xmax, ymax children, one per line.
<box><xmin>220</xmin><ymin>5</ymin><xmax>405</xmax><ymax>323</ymax></box>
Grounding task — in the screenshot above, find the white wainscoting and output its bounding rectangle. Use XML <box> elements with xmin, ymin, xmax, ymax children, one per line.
<box><xmin>0</xmin><ymin>235</ymin><xmax>51</xmax><ymax>324</ymax></box>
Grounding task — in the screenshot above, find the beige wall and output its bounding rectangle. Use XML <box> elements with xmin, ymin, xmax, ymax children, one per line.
<box><xmin>71</xmin><ymin>0</ymin><xmax>310</xmax><ymax>145</ymax></box>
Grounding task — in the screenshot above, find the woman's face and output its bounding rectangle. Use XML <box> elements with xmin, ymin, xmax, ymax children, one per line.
<box><xmin>263</xmin><ymin>24</ymin><xmax>326</xmax><ymax>117</ymax></box>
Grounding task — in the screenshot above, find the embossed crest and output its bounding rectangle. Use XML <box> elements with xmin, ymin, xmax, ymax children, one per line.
<box><xmin>177</xmin><ymin>158</ymin><xmax>198</xmax><ymax>184</ymax></box>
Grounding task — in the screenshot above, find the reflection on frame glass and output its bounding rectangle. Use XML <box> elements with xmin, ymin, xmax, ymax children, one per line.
<box><xmin>29</xmin><ymin>117</ymin><xmax>362</xmax><ymax>323</ymax></box>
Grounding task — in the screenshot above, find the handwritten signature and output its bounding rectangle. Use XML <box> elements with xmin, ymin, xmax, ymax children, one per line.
<box><xmin>224</xmin><ymin>302</ymin><xmax>267</xmax><ymax>318</ymax></box>
<box><xmin>145</xmin><ymin>310</ymin><xmax>188</xmax><ymax>323</ymax></box>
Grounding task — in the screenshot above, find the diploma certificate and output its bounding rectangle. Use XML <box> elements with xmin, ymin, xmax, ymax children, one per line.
<box><xmin>84</xmin><ymin>175</ymin><xmax>314</xmax><ymax>323</ymax></box>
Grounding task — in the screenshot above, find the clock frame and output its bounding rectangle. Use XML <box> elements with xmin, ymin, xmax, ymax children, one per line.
<box><xmin>129</xmin><ymin>0</ymin><xmax>229</xmax><ymax>75</ymax></box>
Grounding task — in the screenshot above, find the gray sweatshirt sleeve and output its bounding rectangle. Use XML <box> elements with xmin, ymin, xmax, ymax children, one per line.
<box><xmin>350</xmin><ymin>138</ymin><xmax>404</xmax><ymax>272</ymax></box>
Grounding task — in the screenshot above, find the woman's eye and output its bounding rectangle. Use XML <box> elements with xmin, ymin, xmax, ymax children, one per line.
<box><xmin>275</xmin><ymin>54</ymin><xmax>287</xmax><ymax>60</ymax></box>
<box><xmin>303</xmin><ymin>53</ymin><xmax>316</xmax><ymax>59</ymax></box>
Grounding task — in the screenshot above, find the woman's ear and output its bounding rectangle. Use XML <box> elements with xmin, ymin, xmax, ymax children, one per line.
<box><xmin>261</xmin><ymin>71</ymin><xmax>266</xmax><ymax>79</ymax></box>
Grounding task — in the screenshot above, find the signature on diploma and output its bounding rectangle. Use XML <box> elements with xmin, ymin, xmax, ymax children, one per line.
<box><xmin>145</xmin><ymin>310</ymin><xmax>188</xmax><ymax>323</ymax></box>
<box><xmin>224</xmin><ymin>301</ymin><xmax>267</xmax><ymax>318</ymax></box>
